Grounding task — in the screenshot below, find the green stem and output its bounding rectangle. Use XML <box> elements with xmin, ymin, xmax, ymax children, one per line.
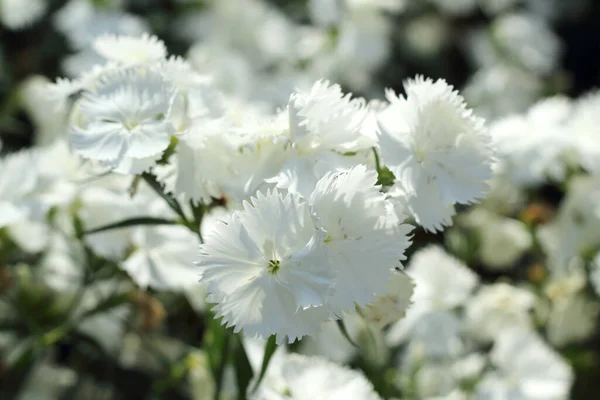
<box><xmin>189</xmin><ymin>200</ymin><xmax>205</xmax><ymax>243</ymax></box>
<box><xmin>373</xmin><ymin>147</ymin><xmax>382</xmax><ymax>174</ymax></box>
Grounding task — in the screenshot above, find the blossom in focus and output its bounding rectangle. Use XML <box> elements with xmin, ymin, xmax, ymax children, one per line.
<box><xmin>197</xmin><ymin>189</ymin><xmax>333</xmax><ymax>344</ymax></box>
<box><xmin>378</xmin><ymin>76</ymin><xmax>494</xmax><ymax>231</ymax></box>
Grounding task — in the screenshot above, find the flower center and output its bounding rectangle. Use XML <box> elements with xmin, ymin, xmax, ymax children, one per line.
<box><xmin>267</xmin><ymin>259</ymin><xmax>281</xmax><ymax>275</ymax></box>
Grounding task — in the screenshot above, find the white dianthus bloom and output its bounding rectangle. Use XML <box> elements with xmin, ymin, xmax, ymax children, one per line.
<box><xmin>198</xmin><ymin>189</ymin><xmax>333</xmax><ymax>344</ymax></box>
<box><xmin>477</xmin><ymin>328</ymin><xmax>573</xmax><ymax>400</ymax></box>
<box><xmin>360</xmin><ymin>270</ymin><xmax>414</xmax><ymax>328</ymax></box>
<box><xmin>589</xmin><ymin>252</ymin><xmax>600</xmax><ymax>299</ymax></box>
<box><xmin>0</xmin><ymin>0</ymin><xmax>46</xmax><ymax>30</ymax></box>
<box><xmin>310</xmin><ymin>165</ymin><xmax>412</xmax><ymax>311</ymax></box>
<box><xmin>490</xmin><ymin>96</ymin><xmax>572</xmax><ymax>187</ymax></box>
<box><xmin>407</xmin><ymin>245</ymin><xmax>479</xmax><ymax>311</ymax></box>
<box><xmin>463</xmin><ymin>208</ymin><xmax>532</xmax><ymax>269</ymax></box>
<box><xmin>378</xmin><ymin>76</ymin><xmax>493</xmax><ymax>232</ymax></box>
<box><xmin>252</xmin><ymin>354</ymin><xmax>382</xmax><ymax>400</ymax></box>
<box><xmin>568</xmin><ymin>90</ymin><xmax>600</xmax><ymax>175</ymax></box>
<box><xmin>93</xmin><ymin>33</ymin><xmax>167</xmax><ymax>65</ymax></box>
<box><xmin>267</xmin><ymin>80</ymin><xmax>375</xmax><ymax>197</ymax></box>
<box><xmin>123</xmin><ymin>225</ymin><xmax>200</xmax><ymax>291</ymax></box>
<box><xmin>70</xmin><ymin>67</ymin><xmax>177</xmax><ymax>173</ymax></box>
<box><xmin>538</xmin><ymin>176</ymin><xmax>600</xmax><ymax>271</ymax></box>
<box><xmin>465</xmin><ymin>283</ymin><xmax>535</xmax><ymax>343</ymax></box>
<box><xmin>0</xmin><ymin>150</ymin><xmax>39</xmax><ymax>227</ymax></box>
<box><xmin>387</xmin><ymin>245</ymin><xmax>478</xmax><ymax>346</ymax></box>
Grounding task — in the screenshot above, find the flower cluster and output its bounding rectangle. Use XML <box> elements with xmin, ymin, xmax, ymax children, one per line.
<box><xmin>2</xmin><ymin>0</ymin><xmax>599</xmax><ymax>399</ymax></box>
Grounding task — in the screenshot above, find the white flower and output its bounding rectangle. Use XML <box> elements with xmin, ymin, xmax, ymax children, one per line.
<box><xmin>123</xmin><ymin>224</ymin><xmax>200</xmax><ymax>291</ymax></box>
<box><xmin>491</xmin><ymin>13</ymin><xmax>561</xmax><ymax>75</ymax></box>
<box><xmin>387</xmin><ymin>245</ymin><xmax>478</xmax><ymax>345</ymax></box>
<box><xmin>310</xmin><ymin>165</ymin><xmax>412</xmax><ymax>312</ymax></box>
<box><xmin>70</xmin><ymin>66</ymin><xmax>177</xmax><ymax>174</ymax></box>
<box><xmin>360</xmin><ymin>270</ymin><xmax>414</xmax><ymax>328</ymax></box>
<box><xmin>198</xmin><ymin>189</ymin><xmax>333</xmax><ymax>344</ymax></box>
<box><xmin>568</xmin><ymin>90</ymin><xmax>600</xmax><ymax>175</ymax></box>
<box><xmin>490</xmin><ymin>96</ymin><xmax>572</xmax><ymax>187</ymax></box>
<box><xmin>378</xmin><ymin>76</ymin><xmax>493</xmax><ymax>232</ymax></box>
<box><xmin>252</xmin><ymin>354</ymin><xmax>382</xmax><ymax>400</ymax></box>
<box><xmin>546</xmin><ymin>294</ymin><xmax>599</xmax><ymax>347</ymax></box>
<box><xmin>463</xmin><ymin>209</ymin><xmax>532</xmax><ymax>269</ymax></box>
<box><xmin>93</xmin><ymin>33</ymin><xmax>167</xmax><ymax>65</ymax></box>
<box><xmin>465</xmin><ymin>283</ymin><xmax>535</xmax><ymax>343</ymax></box>
<box><xmin>538</xmin><ymin>176</ymin><xmax>600</xmax><ymax>270</ymax></box>
<box><xmin>0</xmin><ymin>0</ymin><xmax>46</xmax><ymax>29</ymax></box>
<box><xmin>477</xmin><ymin>328</ymin><xmax>573</xmax><ymax>400</ymax></box>
<box><xmin>0</xmin><ymin>150</ymin><xmax>40</xmax><ymax>227</ymax></box>
<box><xmin>267</xmin><ymin>80</ymin><xmax>374</xmax><ymax>197</ymax></box>
<box><xmin>407</xmin><ymin>245</ymin><xmax>479</xmax><ymax>311</ymax></box>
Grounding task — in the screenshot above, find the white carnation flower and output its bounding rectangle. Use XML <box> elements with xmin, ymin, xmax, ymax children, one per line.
<box><xmin>123</xmin><ymin>225</ymin><xmax>200</xmax><ymax>291</ymax></box>
<box><xmin>198</xmin><ymin>189</ymin><xmax>333</xmax><ymax>344</ymax></box>
<box><xmin>477</xmin><ymin>328</ymin><xmax>573</xmax><ymax>400</ymax></box>
<box><xmin>490</xmin><ymin>96</ymin><xmax>572</xmax><ymax>187</ymax></box>
<box><xmin>267</xmin><ymin>80</ymin><xmax>375</xmax><ymax>197</ymax></box>
<box><xmin>360</xmin><ymin>270</ymin><xmax>414</xmax><ymax>328</ymax></box>
<box><xmin>568</xmin><ymin>90</ymin><xmax>600</xmax><ymax>175</ymax></box>
<box><xmin>93</xmin><ymin>33</ymin><xmax>167</xmax><ymax>65</ymax></box>
<box><xmin>465</xmin><ymin>283</ymin><xmax>535</xmax><ymax>343</ymax></box>
<box><xmin>0</xmin><ymin>0</ymin><xmax>46</xmax><ymax>30</ymax></box>
<box><xmin>0</xmin><ymin>150</ymin><xmax>39</xmax><ymax>227</ymax></box>
<box><xmin>378</xmin><ymin>76</ymin><xmax>493</xmax><ymax>232</ymax></box>
<box><xmin>70</xmin><ymin>67</ymin><xmax>177</xmax><ymax>174</ymax></box>
<box><xmin>538</xmin><ymin>176</ymin><xmax>600</xmax><ymax>270</ymax></box>
<box><xmin>310</xmin><ymin>164</ymin><xmax>412</xmax><ymax>311</ymax></box>
<box><xmin>252</xmin><ymin>353</ymin><xmax>382</xmax><ymax>400</ymax></box>
<box><xmin>387</xmin><ymin>245</ymin><xmax>478</xmax><ymax>346</ymax></box>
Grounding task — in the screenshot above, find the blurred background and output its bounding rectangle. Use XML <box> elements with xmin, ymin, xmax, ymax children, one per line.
<box><xmin>2</xmin><ymin>0</ymin><xmax>600</xmax><ymax>399</ymax></box>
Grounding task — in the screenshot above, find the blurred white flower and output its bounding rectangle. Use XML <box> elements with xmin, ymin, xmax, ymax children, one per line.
<box><xmin>360</xmin><ymin>270</ymin><xmax>414</xmax><ymax>328</ymax></box>
<box><xmin>538</xmin><ymin>176</ymin><xmax>600</xmax><ymax>270</ymax></box>
<box><xmin>0</xmin><ymin>150</ymin><xmax>40</xmax><ymax>227</ymax></box>
<box><xmin>123</xmin><ymin>224</ymin><xmax>200</xmax><ymax>291</ymax></box>
<box><xmin>490</xmin><ymin>96</ymin><xmax>572</xmax><ymax>186</ymax></box>
<box><xmin>253</xmin><ymin>353</ymin><xmax>382</xmax><ymax>400</ymax></box>
<box><xmin>546</xmin><ymin>294</ymin><xmax>599</xmax><ymax>348</ymax></box>
<box><xmin>387</xmin><ymin>246</ymin><xmax>478</xmax><ymax>346</ymax></box>
<box><xmin>463</xmin><ymin>64</ymin><xmax>543</xmax><ymax>120</ymax></box>
<box><xmin>567</xmin><ymin>90</ymin><xmax>600</xmax><ymax>175</ymax></box>
<box><xmin>0</xmin><ymin>0</ymin><xmax>46</xmax><ymax>30</ymax></box>
<box><xmin>378</xmin><ymin>76</ymin><xmax>493</xmax><ymax>231</ymax></box>
<box><xmin>477</xmin><ymin>328</ymin><xmax>573</xmax><ymax>400</ymax></box>
<box><xmin>464</xmin><ymin>209</ymin><xmax>532</xmax><ymax>269</ymax></box>
<box><xmin>70</xmin><ymin>67</ymin><xmax>176</xmax><ymax>174</ymax></box>
<box><xmin>93</xmin><ymin>33</ymin><xmax>167</xmax><ymax>65</ymax></box>
<box><xmin>466</xmin><ymin>283</ymin><xmax>535</xmax><ymax>343</ymax></box>
<box><xmin>491</xmin><ymin>12</ymin><xmax>561</xmax><ymax>75</ymax></box>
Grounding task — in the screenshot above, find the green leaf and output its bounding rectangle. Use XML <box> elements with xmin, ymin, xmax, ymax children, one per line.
<box><xmin>232</xmin><ymin>335</ymin><xmax>253</xmax><ymax>400</ymax></box>
<box><xmin>141</xmin><ymin>172</ymin><xmax>187</xmax><ymax>220</ymax></box>
<box><xmin>250</xmin><ymin>335</ymin><xmax>278</xmax><ymax>394</ymax></box>
<box><xmin>83</xmin><ymin>217</ymin><xmax>178</xmax><ymax>235</ymax></box>
<box><xmin>336</xmin><ymin>319</ymin><xmax>359</xmax><ymax>348</ymax></box>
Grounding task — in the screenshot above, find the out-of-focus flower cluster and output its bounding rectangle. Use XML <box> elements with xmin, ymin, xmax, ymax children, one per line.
<box><xmin>1</xmin><ymin>0</ymin><xmax>599</xmax><ymax>399</ymax></box>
